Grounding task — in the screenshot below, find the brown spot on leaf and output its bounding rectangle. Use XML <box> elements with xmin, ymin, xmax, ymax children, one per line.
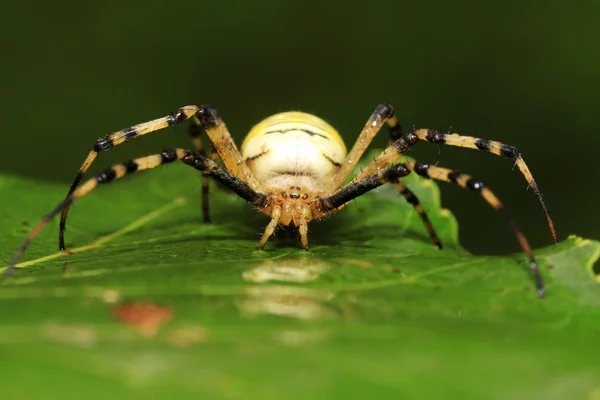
<box><xmin>113</xmin><ymin>302</ymin><xmax>173</xmax><ymax>337</ymax></box>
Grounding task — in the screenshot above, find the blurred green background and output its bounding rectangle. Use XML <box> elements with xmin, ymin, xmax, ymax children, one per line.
<box><xmin>1</xmin><ymin>0</ymin><xmax>598</xmax><ymax>256</ymax></box>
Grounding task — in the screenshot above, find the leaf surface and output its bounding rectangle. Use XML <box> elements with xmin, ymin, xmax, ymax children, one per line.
<box><xmin>1</xmin><ymin>154</ymin><xmax>599</xmax><ymax>399</ymax></box>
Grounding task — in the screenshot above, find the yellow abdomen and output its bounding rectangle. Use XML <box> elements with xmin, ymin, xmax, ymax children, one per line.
<box><xmin>241</xmin><ymin>112</ymin><xmax>347</xmax><ymax>185</ymax></box>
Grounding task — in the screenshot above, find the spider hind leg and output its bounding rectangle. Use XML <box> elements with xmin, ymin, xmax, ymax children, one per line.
<box><xmin>407</xmin><ymin>160</ymin><xmax>545</xmax><ymax>298</ymax></box>
<box><xmin>393</xmin><ymin>181</ymin><xmax>443</xmax><ymax>249</ymax></box>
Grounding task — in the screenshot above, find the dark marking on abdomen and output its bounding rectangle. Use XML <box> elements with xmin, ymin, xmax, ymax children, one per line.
<box><xmin>275</xmin><ymin>171</ymin><xmax>314</xmax><ymax>177</ymax></box>
<box><xmin>264</xmin><ymin>128</ymin><xmax>329</xmax><ymax>140</ymax></box>
<box><xmin>323</xmin><ymin>154</ymin><xmax>341</xmax><ymax>167</ymax></box>
<box><xmin>244</xmin><ymin>150</ymin><xmax>269</xmax><ymax>162</ymax></box>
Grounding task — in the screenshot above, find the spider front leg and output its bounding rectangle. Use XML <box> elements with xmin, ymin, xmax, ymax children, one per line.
<box><xmin>354</xmin><ymin>123</ymin><xmax>555</xmax><ymax>244</ymax></box>
<box><xmin>412</xmin><ymin>127</ymin><xmax>555</xmax><ymax>243</ymax></box>
<box><xmin>7</xmin><ymin>148</ymin><xmax>267</xmax><ymax>278</ymax></box>
<box><xmin>331</xmin><ymin>104</ymin><xmax>400</xmax><ymax>187</ymax></box>
<box><xmin>408</xmin><ymin>128</ymin><xmax>556</xmax><ymax>242</ymax></box>
<box><xmin>325</xmin><ymin>105</ymin><xmax>441</xmax><ymax>247</ymax></box>
<box><xmin>58</xmin><ymin>105</ymin><xmax>259</xmax><ymax>250</ymax></box>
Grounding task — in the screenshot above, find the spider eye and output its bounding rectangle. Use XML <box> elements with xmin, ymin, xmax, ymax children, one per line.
<box><xmin>281</xmin><ymin>192</ymin><xmax>287</xmax><ymax>198</ymax></box>
<box><xmin>302</xmin><ymin>194</ymin><xmax>308</xmax><ymax>200</ymax></box>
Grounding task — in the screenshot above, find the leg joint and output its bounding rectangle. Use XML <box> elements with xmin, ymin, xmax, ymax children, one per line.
<box><xmin>466</xmin><ymin>178</ymin><xmax>485</xmax><ymax>192</ymax></box>
<box><xmin>382</xmin><ymin>163</ymin><xmax>410</xmax><ymax>182</ymax></box>
<box><xmin>392</xmin><ymin>131</ymin><xmax>419</xmax><ymax>152</ymax></box>
<box><xmin>413</xmin><ymin>161</ymin><xmax>430</xmax><ymax>178</ymax></box>
<box><xmin>160</xmin><ymin>149</ymin><xmax>180</xmax><ymax>164</ymax></box>
<box><xmin>93</xmin><ymin>136</ymin><xmax>113</xmax><ymax>152</ymax></box>
<box><xmin>500</xmin><ymin>144</ymin><xmax>521</xmax><ymax>159</ymax></box>
<box><xmin>183</xmin><ymin>152</ymin><xmax>209</xmax><ymax>171</ymax></box>
<box><xmin>195</xmin><ymin>105</ymin><xmax>221</xmax><ymax>130</ymax></box>
<box><xmin>425</xmin><ymin>129</ymin><xmax>446</xmax><ymax>144</ymax></box>
<box><xmin>167</xmin><ymin>108</ymin><xmax>188</xmax><ymax>126</ymax></box>
<box><xmin>375</xmin><ymin>103</ymin><xmax>395</xmax><ymax>119</ymax></box>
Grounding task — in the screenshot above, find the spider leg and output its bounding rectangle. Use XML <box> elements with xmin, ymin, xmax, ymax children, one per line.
<box><xmin>59</xmin><ymin>105</ymin><xmax>259</xmax><ymax>250</ymax></box>
<box><xmin>7</xmin><ymin>148</ymin><xmax>267</xmax><ymax>278</ymax></box>
<box><xmin>316</xmin><ymin>163</ymin><xmax>411</xmax><ymax>216</ymax></box>
<box><xmin>393</xmin><ymin>181</ymin><xmax>442</xmax><ymax>249</ymax></box>
<box><xmin>353</xmin><ymin>124</ymin><xmax>555</xmax><ymax>244</ymax></box>
<box><xmin>189</xmin><ymin>119</ymin><xmax>220</xmax><ymax>223</ymax></box>
<box><xmin>257</xmin><ymin>205</ymin><xmax>281</xmax><ymax>250</ymax></box>
<box><xmin>315</xmin><ymin>161</ymin><xmax>544</xmax><ymax>298</ymax></box>
<box><xmin>331</xmin><ymin>104</ymin><xmax>400</xmax><ymax>187</ymax></box>
<box><xmin>386</xmin><ymin>124</ymin><xmax>442</xmax><ymax>249</ymax></box>
<box><xmin>407</xmin><ymin>160</ymin><xmax>544</xmax><ymax>298</ymax></box>
<box><xmin>299</xmin><ymin>206</ymin><xmax>311</xmax><ymax>250</ymax></box>
<box><xmin>410</xmin><ymin>128</ymin><xmax>555</xmax><ymax>243</ymax></box>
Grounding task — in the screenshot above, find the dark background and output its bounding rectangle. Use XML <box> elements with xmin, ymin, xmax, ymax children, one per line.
<box><xmin>1</xmin><ymin>0</ymin><xmax>598</xmax><ymax>256</ymax></box>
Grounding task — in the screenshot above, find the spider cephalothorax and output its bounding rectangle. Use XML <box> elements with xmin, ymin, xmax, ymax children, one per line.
<box><xmin>6</xmin><ymin>104</ymin><xmax>556</xmax><ymax>297</ymax></box>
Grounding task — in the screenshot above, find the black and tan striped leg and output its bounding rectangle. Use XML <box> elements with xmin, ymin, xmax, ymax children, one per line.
<box><xmin>7</xmin><ymin>148</ymin><xmax>267</xmax><ymax>278</ymax></box>
<box><xmin>354</xmin><ymin>126</ymin><xmax>554</xmax><ymax>244</ymax></box>
<box><xmin>58</xmin><ymin>105</ymin><xmax>259</xmax><ymax>250</ymax></box>
<box><xmin>346</xmin><ymin>105</ymin><xmax>555</xmax><ymax>243</ymax></box>
<box><xmin>317</xmin><ymin>160</ymin><xmax>544</xmax><ymax>297</ymax></box>
<box><xmin>385</xmin><ymin>122</ymin><xmax>442</xmax><ymax>249</ymax></box>
<box><xmin>189</xmin><ymin>119</ymin><xmax>219</xmax><ymax>223</ymax></box>
<box><xmin>409</xmin><ymin>128</ymin><xmax>556</xmax><ymax>243</ymax></box>
<box><xmin>393</xmin><ymin>181</ymin><xmax>442</xmax><ymax>249</ymax></box>
<box><xmin>317</xmin><ymin>163</ymin><xmax>412</xmax><ymax>214</ymax></box>
<box><xmin>406</xmin><ymin>160</ymin><xmax>545</xmax><ymax>298</ymax></box>
<box><xmin>332</xmin><ymin>104</ymin><xmax>401</xmax><ymax>187</ymax></box>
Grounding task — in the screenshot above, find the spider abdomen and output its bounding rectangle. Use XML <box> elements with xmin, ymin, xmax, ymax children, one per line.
<box><xmin>241</xmin><ymin>111</ymin><xmax>346</xmax><ymax>186</ymax></box>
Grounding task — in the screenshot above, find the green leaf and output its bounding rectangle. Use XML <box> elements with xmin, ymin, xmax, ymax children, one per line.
<box><xmin>1</xmin><ymin>152</ymin><xmax>599</xmax><ymax>399</ymax></box>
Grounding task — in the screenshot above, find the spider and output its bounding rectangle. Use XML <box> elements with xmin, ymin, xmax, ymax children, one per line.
<box><xmin>5</xmin><ymin>104</ymin><xmax>556</xmax><ymax>297</ymax></box>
